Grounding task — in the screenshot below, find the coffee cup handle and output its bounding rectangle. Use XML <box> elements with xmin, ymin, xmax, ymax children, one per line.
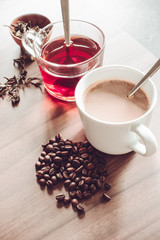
<box><xmin>128</xmin><ymin>124</ymin><xmax>157</xmax><ymax>156</ymax></box>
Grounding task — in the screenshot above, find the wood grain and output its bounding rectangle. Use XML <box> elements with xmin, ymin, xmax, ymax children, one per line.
<box><xmin>0</xmin><ymin>1</ymin><xmax>160</xmax><ymax>240</ymax></box>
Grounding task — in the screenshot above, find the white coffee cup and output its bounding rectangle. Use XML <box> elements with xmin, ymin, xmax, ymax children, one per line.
<box><xmin>75</xmin><ymin>65</ymin><xmax>158</xmax><ymax>156</ymax></box>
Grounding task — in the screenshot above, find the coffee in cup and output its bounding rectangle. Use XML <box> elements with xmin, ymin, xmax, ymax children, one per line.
<box><xmin>83</xmin><ymin>79</ymin><xmax>150</xmax><ymax>123</ymax></box>
<box><xmin>75</xmin><ymin>65</ymin><xmax>157</xmax><ymax>156</ymax></box>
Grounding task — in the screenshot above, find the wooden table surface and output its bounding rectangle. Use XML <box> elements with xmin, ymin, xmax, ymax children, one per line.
<box><xmin>0</xmin><ymin>1</ymin><xmax>160</xmax><ymax>240</ymax></box>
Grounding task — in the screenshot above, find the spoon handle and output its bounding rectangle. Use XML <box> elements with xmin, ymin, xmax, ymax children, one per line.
<box><xmin>61</xmin><ymin>0</ymin><xmax>70</xmax><ymax>47</ymax></box>
<box><xmin>128</xmin><ymin>58</ymin><xmax>160</xmax><ymax>97</ymax></box>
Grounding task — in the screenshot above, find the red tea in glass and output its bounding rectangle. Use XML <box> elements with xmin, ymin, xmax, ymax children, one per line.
<box><xmin>33</xmin><ymin>20</ymin><xmax>105</xmax><ymax>101</ymax></box>
<box><xmin>39</xmin><ymin>36</ymin><xmax>101</xmax><ymax>100</ymax></box>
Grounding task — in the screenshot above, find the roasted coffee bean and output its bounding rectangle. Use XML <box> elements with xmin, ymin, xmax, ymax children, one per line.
<box><xmin>92</xmin><ymin>173</ymin><xmax>99</xmax><ymax>179</ymax></box>
<box><xmin>65</xmin><ymin>163</ymin><xmax>72</xmax><ymax>168</ymax></box>
<box><xmin>39</xmin><ymin>178</ymin><xmax>46</xmax><ymax>186</ymax></box>
<box><xmin>104</xmin><ymin>183</ymin><xmax>111</xmax><ymax>190</ymax></box>
<box><xmin>51</xmin><ymin>176</ymin><xmax>57</xmax><ymax>184</ymax></box>
<box><xmin>88</xmin><ymin>145</ymin><xmax>94</xmax><ymax>153</ymax></box>
<box><xmin>84</xmin><ymin>160</ymin><xmax>89</xmax><ymax>167</ymax></box>
<box><xmin>76</xmin><ymin>190</ymin><xmax>83</xmax><ymax>200</ymax></box>
<box><xmin>41</xmin><ymin>166</ymin><xmax>50</xmax><ymax>174</ymax></box>
<box><xmin>59</xmin><ymin>141</ymin><xmax>65</xmax><ymax>146</ymax></box>
<box><xmin>77</xmin><ymin>142</ymin><xmax>83</xmax><ymax>148</ymax></box>
<box><xmin>69</xmin><ymin>190</ymin><xmax>76</xmax><ymax>198</ymax></box>
<box><xmin>46</xmin><ymin>180</ymin><xmax>53</xmax><ymax>188</ymax></box>
<box><xmin>36</xmin><ymin>134</ymin><xmax>110</xmax><ymax>215</ymax></box>
<box><xmin>99</xmin><ymin>175</ymin><xmax>106</xmax><ymax>182</ymax></box>
<box><xmin>54</xmin><ymin>156</ymin><xmax>63</xmax><ymax>163</ymax></box>
<box><xmin>44</xmin><ymin>155</ymin><xmax>51</xmax><ymax>164</ymax></box>
<box><xmin>65</xmin><ymin>140</ymin><xmax>72</xmax><ymax>145</ymax></box>
<box><xmin>56</xmin><ymin>194</ymin><xmax>65</xmax><ymax>202</ymax></box>
<box><xmin>79</xmin><ymin>158</ymin><xmax>85</xmax><ymax>164</ymax></box>
<box><xmin>68</xmin><ymin>156</ymin><xmax>74</xmax><ymax>162</ymax></box>
<box><xmin>53</xmin><ymin>147</ymin><xmax>60</xmax><ymax>152</ymax></box>
<box><xmin>61</xmin><ymin>151</ymin><xmax>68</xmax><ymax>156</ymax></box>
<box><xmin>48</xmin><ymin>152</ymin><xmax>56</xmax><ymax>159</ymax></box>
<box><xmin>72</xmin><ymin>141</ymin><xmax>77</xmax><ymax>145</ymax></box>
<box><xmin>84</xmin><ymin>140</ymin><xmax>90</xmax><ymax>147</ymax></box>
<box><xmin>53</xmin><ymin>163</ymin><xmax>60</xmax><ymax>169</ymax></box>
<box><xmin>64</xmin><ymin>179</ymin><xmax>71</xmax><ymax>187</ymax></box>
<box><xmin>76</xmin><ymin>204</ymin><xmax>84</xmax><ymax>213</ymax></box>
<box><xmin>60</xmin><ymin>145</ymin><xmax>65</xmax><ymax>151</ymax></box>
<box><xmin>56</xmin><ymin>172</ymin><xmax>63</xmax><ymax>181</ymax></box>
<box><xmin>81</xmin><ymin>153</ymin><xmax>89</xmax><ymax>159</ymax></box>
<box><xmin>78</xmin><ymin>180</ymin><xmax>84</xmax><ymax>188</ymax></box>
<box><xmin>45</xmin><ymin>144</ymin><xmax>54</xmax><ymax>153</ymax></box>
<box><xmin>36</xmin><ymin>170</ymin><xmax>44</xmax><ymax>178</ymax></box>
<box><xmin>64</xmin><ymin>198</ymin><xmax>71</xmax><ymax>205</ymax></box>
<box><xmin>71</xmin><ymin>198</ymin><xmax>79</xmax><ymax>207</ymax></box>
<box><xmin>69</xmin><ymin>172</ymin><xmax>77</xmax><ymax>181</ymax></box>
<box><xmin>49</xmin><ymin>138</ymin><xmax>55</xmax><ymax>144</ymax></box>
<box><xmin>56</xmin><ymin>151</ymin><xmax>62</xmax><ymax>157</ymax></box>
<box><xmin>102</xmin><ymin>193</ymin><xmax>111</xmax><ymax>201</ymax></box>
<box><xmin>82</xmin><ymin>168</ymin><xmax>88</xmax><ymax>176</ymax></box>
<box><xmin>35</xmin><ymin>162</ymin><xmax>41</xmax><ymax>170</ymax></box>
<box><xmin>52</xmin><ymin>142</ymin><xmax>58</xmax><ymax>147</ymax></box>
<box><xmin>55</xmin><ymin>133</ymin><xmax>62</xmax><ymax>141</ymax></box>
<box><xmin>83</xmin><ymin>184</ymin><xmax>89</xmax><ymax>191</ymax></box>
<box><xmin>75</xmin><ymin>165</ymin><xmax>83</xmax><ymax>173</ymax></box>
<box><xmin>83</xmin><ymin>191</ymin><xmax>92</xmax><ymax>199</ymax></box>
<box><xmin>73</xmin><ymin>146</ymin><xmax>78</xmax><ymax>153</ymax></box>
<box><xmin>87</xmin><ymin>170</ymin><xmax>92</xmax><ymax>177</ymax></box>
<box><xmin>87</xmin><ymin>163</ymin><xmax>95</xmax><ymax>170</ymax></box>
<box><xmin>95</xmin><ymin>179</ymin><xmax>102</xmax><ymax>189</ymax></box>
<box><xmin>42</xmin><ymin>142</ymin><xmax>49</xmax><ymax>149</ymax></box>
<box><xmin>64</xmin><ymin>145</ymin><xmax>73</xmax><ymax>150</ymax></box>
<box><xmin>85</xmin><ymin>177</ymin><xmax>92</xmax><ymax>184</ymax></box>
<box><xmin>62</xmin><ymin>171</ymin><xmax>69</xmax><ymax>179</ymax></box>
<box><xmin>75</xmin><ymin>177</ymin><xmax>81</xmax><ymax>183</ymax></box>
<box><xmin>38</xmin><ymin>156</ymin><xmax>44</xmax><ymax>163</ymax></box>
<box><xmin>72</xmin><ymin>160</ymin><xmax>81</xmax><ymax>168</ymax></box>
<box><xmin>49</xmin><ymin>168</ymin><xmax>56</xmax><ymax>176</ymax></box>
<box><xmin>60</xmin><ymin>166</ymin><xmax>65</xmax><ymax>173</ymax></box>
<box><xmin>67</xmin><ymin>167</ymin><xmax>75</xmax><ymax>174</ymax></box>
<box><xmin>81</xmin><ymin>176</ymin><xmax>86</xmax><ymax>180</ymax></box>
<box><xmin>90</xmin><ymin>184</ymin><xmax>97</xmax><ymax>193</ymax></box>
<box><xmin>41</xmin><ymin>151</ymin><xmax>46</xmax><ymax>157</ymax></box>
<box><xmin>79</xmin><ymin>147</ymin><xmax>87</xmax><ymax>154</ymax></box>
<box><xmin>43</xmin><ymin>174</ymin><xmax>50</xmax><ymax>180</ymax></box>
<box><xmin>68</xmin><ymin>182</ymin><xmax>77</xmax><ymax>190</ymax></box>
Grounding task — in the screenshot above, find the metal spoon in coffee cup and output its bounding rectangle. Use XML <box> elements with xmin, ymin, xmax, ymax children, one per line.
<box><xmin>128</xmin><ymin>58</ymin><xmax>160</xmax><ymax>97</ymax></box>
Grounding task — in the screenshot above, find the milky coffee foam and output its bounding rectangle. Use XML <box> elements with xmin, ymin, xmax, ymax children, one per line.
<box><xmin>83</xmin><ymin>79</ymin><xmax>150</xmax><ymax>122</ymax></box>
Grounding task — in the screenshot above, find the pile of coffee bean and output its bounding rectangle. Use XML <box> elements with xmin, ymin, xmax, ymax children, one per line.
<box><xmin>35</xmin><ymin>133</ymin><xmax>111</xmax><ymax>214</ymax></box>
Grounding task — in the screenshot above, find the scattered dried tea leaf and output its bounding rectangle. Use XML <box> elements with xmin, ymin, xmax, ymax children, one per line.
<box><xmin>0</xmin><ymin>55</ymin><xmax>43</xmax><ymax>107</ymax></box>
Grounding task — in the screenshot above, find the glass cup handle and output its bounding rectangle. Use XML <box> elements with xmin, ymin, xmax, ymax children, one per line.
<box><xmin>22</xmin><ymin>30</ymin><xmax>37</xmax><ymax>58</ymax></box>
<box><xmin>128</xmin><ymin>124</ymin><xmax>157</xmax><ymax>156</ymax></box>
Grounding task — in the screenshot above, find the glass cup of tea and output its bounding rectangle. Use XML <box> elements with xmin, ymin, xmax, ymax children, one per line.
<box><xmin>22</xmin><ymin>20</ymin><xmax>105</xmax><ymax>101</ymax></box>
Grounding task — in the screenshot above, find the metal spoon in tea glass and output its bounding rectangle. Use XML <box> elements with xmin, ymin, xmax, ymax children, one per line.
<box><xmin>128</xmin><ymin>58</ymin><xmax>160</xmax><ymax>97</ymax></box>
<box><xmin>60</xmin><ymin>0</ymin><xmax>75</xmax><ymax>64</ymax></box>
